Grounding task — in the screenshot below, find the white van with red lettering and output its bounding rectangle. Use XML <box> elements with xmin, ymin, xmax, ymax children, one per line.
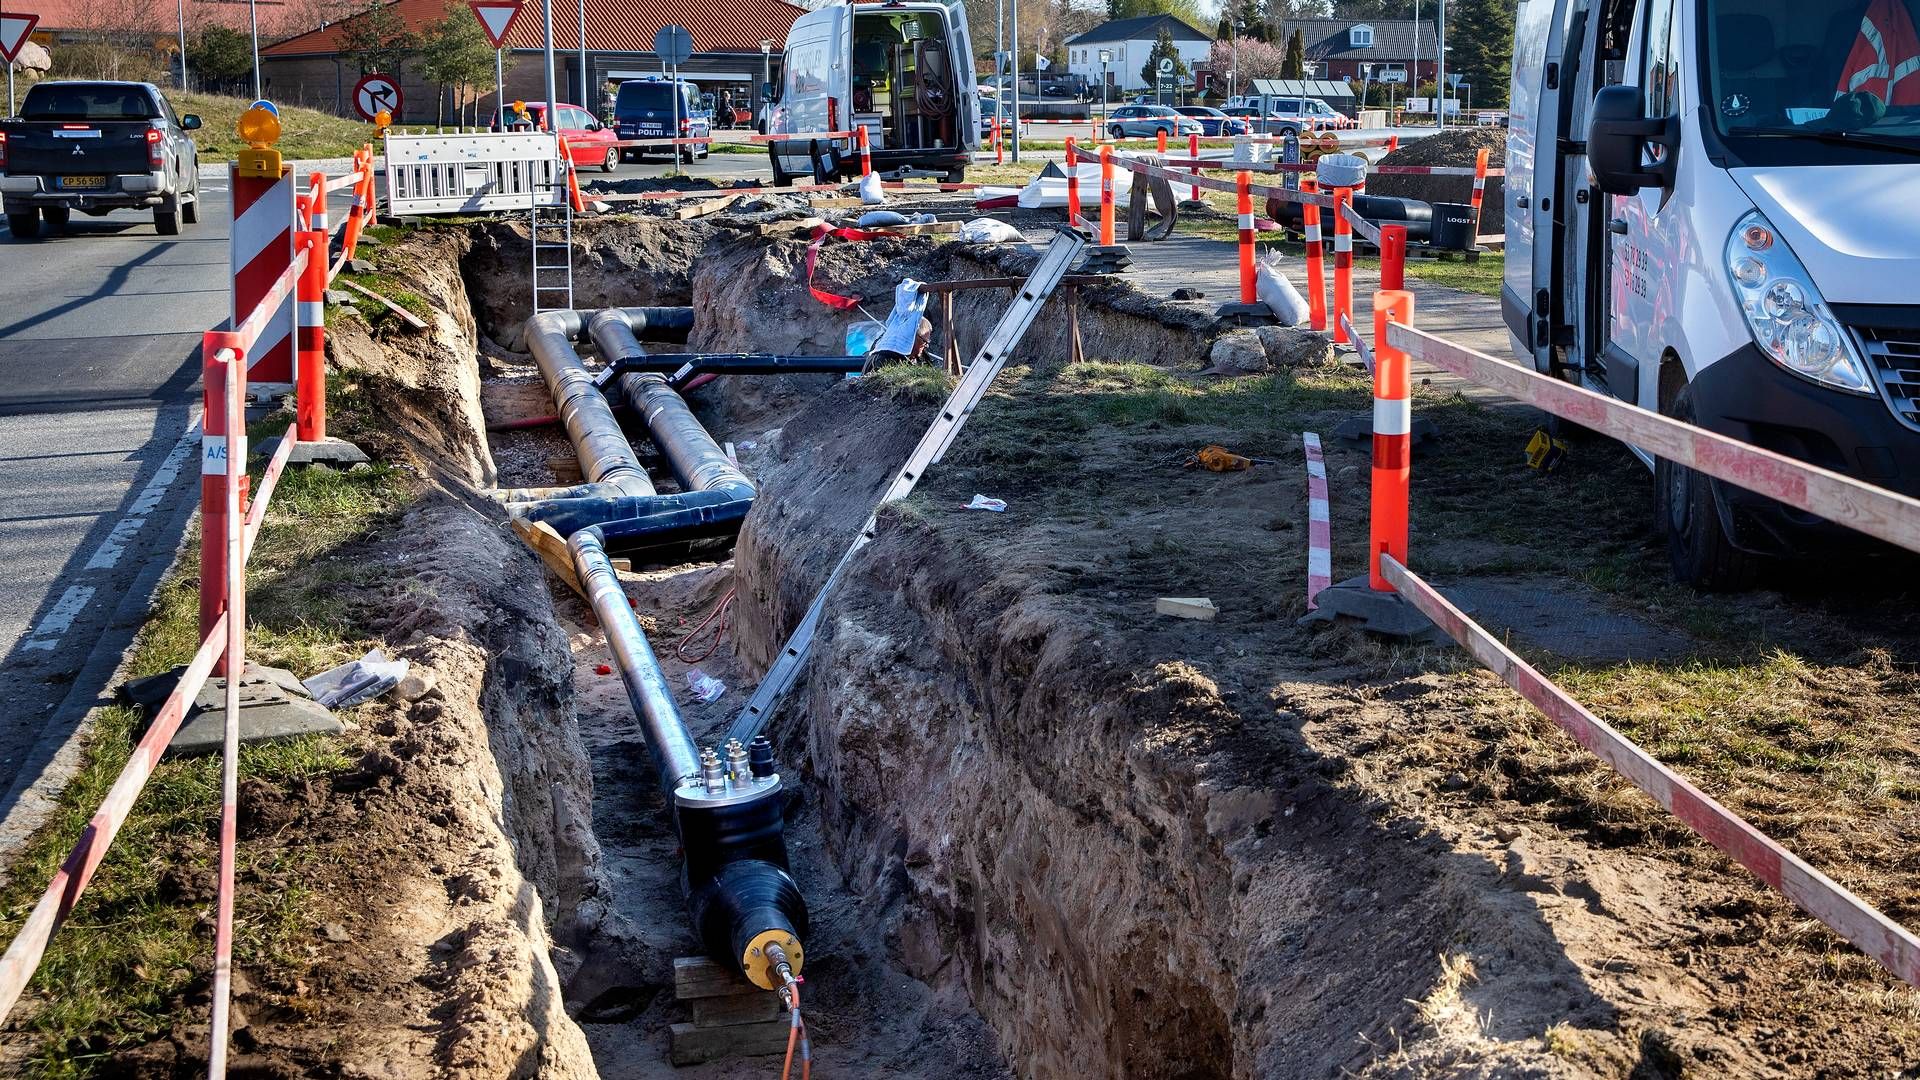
<box><xmin>766</xmin><ymin>0</ymin><xmax>979</xmax><ymax>185</ymax></box>
<box><xmin>1506</xmin><ymin>0</ymin><xmax>1920</xmax><ymax>588</ymax></box>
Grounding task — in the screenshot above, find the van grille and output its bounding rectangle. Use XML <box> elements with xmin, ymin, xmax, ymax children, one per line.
<box><xmin>1854</xmin><ymin>324</ymin><xmax>1920</xmax><ymax>432</ymax></box>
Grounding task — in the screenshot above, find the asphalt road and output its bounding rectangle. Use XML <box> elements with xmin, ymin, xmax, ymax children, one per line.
<box><xmin>0</xmin><ymin>183</ymin><xmax>231</xmax><ymax>828</ymax></box>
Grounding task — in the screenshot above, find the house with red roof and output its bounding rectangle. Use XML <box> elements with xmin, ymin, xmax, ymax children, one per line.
<box><xmin>259</xmin><ymin>0</ymin><xmax>803</xmax><ymax>122</ymax></box>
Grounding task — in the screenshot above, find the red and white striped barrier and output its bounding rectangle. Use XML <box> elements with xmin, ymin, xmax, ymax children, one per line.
<box><xmin>1065</xmin><ymin>137</ymin><xmax>1082</xmax><ymax>229</ymax></box>
<box><xmin>1235</xmin><ymin>171</ymin><xmax>1255</xmax><ymax>305</ymax></box>
<box><xmin>748</xmin><ymin>130</ymin><xmax>858</xmax><ymax>143</ymax></box>
<box><xmin>1099</xmin><ymin>145</ymin><xmax>1116</xmax><ymax>246</ymax></box>
<box><xmin>1470</xmin><ymin>147</ymin><xmax>1490</xmax><ymax>233</ymax></box>
<box><xmin>1368</xmin><ymin>292</ymin><xmax>1413</xmax><ymax>588</ymax></box>
<box><xmin>1302</xmin><ymin>176</ymin><xmax>1326</xmax><ymax>331</ymax></box>
<box><xmin>1156</xmin><ymin>157</ymin><xmax>1505</xmax><ymax>178</ymax></box>
<box><xmin>230</xmin><ymin>163</ymin><xmax>297</xmax><ymax>384</ymax></box>
<box><xmin>1330</xmin><ymin>187</ymin><xmax>1355</xmax><ymax>345</ymax></box>
<box><xmin>1304</xmin><ymin>432</ymin><xmax>1332</xmax><ymax>608</ymax></box>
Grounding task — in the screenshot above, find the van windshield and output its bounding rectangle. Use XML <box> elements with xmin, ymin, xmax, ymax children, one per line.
<box><xmin>1706</xmin><ymin>0</ymin><xmax>1920</xmax><ymax>151</ymax></box>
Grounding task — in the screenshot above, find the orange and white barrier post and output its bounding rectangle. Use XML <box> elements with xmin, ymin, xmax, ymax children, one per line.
<box><xmin>199</xmin><ymin>333</ymin><xmax>248</xmax><ymax>676</ymax></box>
<box><xmin>1469</xmin><ymin>147</ymin><xmax>1489</xmax><ymax>234</ymax></box>
<box><xmin>1332</xmin><ymin>186</ymin><xmax>1354</xmax><ymax>345</ymax></box>
<box><xmin>1187</xmin><ymin>131</ymin><xmax>1200</xmax><ymax>200</ymax></box>
<box><xmin>1369</xmin><ymin>290</ymin><xmax>1414</xmax><ymax>590</ymax></box>
<box><xmin>1380</xmin><ymin>223</ymin><xmax>1408</xmax><ymax>292</ymax></box>
<box><xmin>1236</xmin><ymin>170</ymin><xmax>1255</xmax><ymax>305</ymax></box>
<box><xmin>857</xmin><ymin>124</ymin><xmax>872</xmax><ymax>178</ymax></box>
<box><xmin>1301</xmin><ymin>176</ymin><xmax>1327</xmax><ymax>331</ymax></box>
<box><xmin>1099</xmin><ymin>145</ymin><xmax>1115</xmax><ymax>247</ymax></box>
<box><xmin>1387</xmin><ymin>135</ymin><xmax>1400</xmax><ymax>152</ymax></box>
<box><xmin>1157</xmin><ymin>128</ymin><xmax>1167</xmax><ymax>154</ymax></box>
<box><xmin>295</xmin><ymin>226</ymin><xmax>328</xmax><ymax>443</ymax></box>
<box><xmin>1065</xmin><ymin>137</ymin><xmax>1081</xmax><ymax>228</ymax></box>
<box><xmin>993</xmin><ymin>117</ymin><xmax>1003</xmax><ymax>164</ymax></box>
<box><xmin>230</xmin><ymin>164</ymin><xmax>296</xmax><ymax>385</ymax></box>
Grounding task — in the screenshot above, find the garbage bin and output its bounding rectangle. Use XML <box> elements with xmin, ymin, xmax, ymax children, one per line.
<box><xmin>1431</xmin><ymin>201</ymin><xmax>1478</xmax><ymax>251</ymax></box>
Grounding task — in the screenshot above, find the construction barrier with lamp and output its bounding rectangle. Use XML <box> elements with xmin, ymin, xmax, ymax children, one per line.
<box><xmin>0</xmin><ymin>102</ymin><xmax>383</xmax><ymax>1076</ymax></box>
<box><xmin>1306</xmin><ymin>290</ymin><xmax>1920</xmax><ymax>991</ymax></box>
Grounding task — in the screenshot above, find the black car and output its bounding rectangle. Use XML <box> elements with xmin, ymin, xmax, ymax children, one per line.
<box><xmin>0</xmin><ymin>81</ymin><xmax>202</xmax><ymax>237</ymax></box>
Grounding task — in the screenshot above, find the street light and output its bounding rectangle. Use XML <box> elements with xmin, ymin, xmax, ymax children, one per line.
<box><xmin>1359</xmin><ymin>62</ymin><xmax>1372</xmax><ymax>120</ymax></box>
<box><xmin>1099</xmin><ymin>48</ymin><xmax>1110</xmax><ymax>127</ymax></box>
<box><xmin>760</xmin><ymin>39</ymin><xmax>772</xmax><ymax>129</ymax></box>
<box><xmin>1230</xmin><ymin>19</ymin><xmax>1243</xmax><ymax>102</ymax></box>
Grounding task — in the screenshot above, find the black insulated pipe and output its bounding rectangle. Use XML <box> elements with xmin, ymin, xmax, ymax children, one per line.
<box><xmin>603</xmin><ymin>353</ymin><xmax>872</xmax><ymax>389</ymax></box>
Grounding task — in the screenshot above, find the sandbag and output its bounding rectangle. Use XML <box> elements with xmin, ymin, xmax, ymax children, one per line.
<box><xmin>1255</xmin><ymin>251</ymin><xmax>1310</xmax><ymax>326</ymax></box>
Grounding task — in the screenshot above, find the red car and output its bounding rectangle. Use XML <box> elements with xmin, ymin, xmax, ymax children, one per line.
<box><xmin>491</xmin><ymin>102</ymin><xmax>621</xmax><ymax>172</ymax></box>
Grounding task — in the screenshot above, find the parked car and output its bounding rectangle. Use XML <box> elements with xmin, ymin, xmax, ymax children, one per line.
<box><xmin>1222</xmin><ymin>99</ymin><xmax>1354</xmax><ymax>135</ymax></box>
<box><xmin>1104</xmin><ymin>104</ymin><xmax>1203</xmax><ymax>139</ymax></box>
<box><xmin>613</xmin><ymin>78</ymin><xmax>712</xmax><ymax>163</ymax></box>
<box><xmin>1174</xmin><ymin>106</ymin><xmax>1249</xmax><ymax>137</ymax></box>
<box><xmin>979</xmin><ymin>98</ymin><xmax>1031</xmax><ymax>139</ymax></box>
<box><xmin>0</xmin><ymin>80</ymin><xmax>202</xmax><ymax>238</ymax></box>
<box><xmin>492</xmin><ymin>101</ymin><xmax>623</xmax><ymax>171</ymax></box>
<box><xmin>768</xmin><ymin>0</ymin><xmax>979</xmax><ymax>185</ymax></box>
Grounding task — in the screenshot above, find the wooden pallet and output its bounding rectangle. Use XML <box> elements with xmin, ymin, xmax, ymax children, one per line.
<box><xmin>668</xmin><ymin>956</ymin><xmax>789</xmax><ymax>1066</ymax></box>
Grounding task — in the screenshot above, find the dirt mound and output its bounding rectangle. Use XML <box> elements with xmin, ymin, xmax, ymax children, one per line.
<box><xmin>1368</xmin><ymin>127</ymin><xmax>1506</xmax><ymax>235</ymax></box>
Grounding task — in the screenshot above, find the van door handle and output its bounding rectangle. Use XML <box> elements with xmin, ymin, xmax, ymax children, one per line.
<box><xmin>1516</xmin><ymin>196</ymin><xmax>1529</xmax><ymax>208</ymax></box>
<box><xmin>1608</xmin><ymin>218</ymin><xmax>1629</xmax><ymax>235</ymax></box>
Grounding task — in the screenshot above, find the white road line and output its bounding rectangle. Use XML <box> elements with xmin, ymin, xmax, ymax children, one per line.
<box><xmin>22</xmin><ymin>586</ymin><xmax>97</xmax><ymax>651</ymax></box>
<box><xmin>85</xmin><ymin>421</ymin><xmax>201</xmax><ymax>569</ymax></box>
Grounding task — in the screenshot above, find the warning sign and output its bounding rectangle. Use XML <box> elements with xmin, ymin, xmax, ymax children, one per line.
<box><xmin>353</xmin><ymin>73</ymin><xmax>402</xmax><ymax>122</ymax></box>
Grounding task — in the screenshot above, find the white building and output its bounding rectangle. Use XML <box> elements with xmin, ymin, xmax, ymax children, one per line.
<box><xmin>1064</xmin><ymin>14</ymin><xmax>1213</xmax><ymax>94</ymax></box>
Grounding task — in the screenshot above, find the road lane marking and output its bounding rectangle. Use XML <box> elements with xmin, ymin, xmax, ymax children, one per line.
<box><xmin>86</xmin><ymin>421</ymin><xmax>201</xmax><ymax>569</ymax></box>
<box><xmin>21</xmin><ymin>586</ymin><xmax>97</xmax><ymax>651</ymax></box>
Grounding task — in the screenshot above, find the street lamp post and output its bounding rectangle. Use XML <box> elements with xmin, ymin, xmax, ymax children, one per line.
<box><xmin>760</xmin><ymin>38</ymin><xmax>772</xmax><ymax>116</ymax></box>
<box><xmin>1359</xmin><ymin>62</ymin><xmax>1372</xmax><ymax>120</ymax></box>
<box><xmin>248</xmin><ymin>0</ymin><xmax>262</xmax><ymax>99</ymax></box>
<box><xmin>1435</xmin><ymin>0</ymin><xmax>1447</xmax><ymax>128</ymax></box>
<box><xmin>1230</xmin><ymin>19</ymin><xmax>1242</xmax><ymax>101</ymax></box>
<box><xmin>1099</xmin><ymin>50</ymin><xmax>1110</xmax><ymax>128</ymax></box>
<box><xmin>177</xmin><ymin>0</ymin><xmax>188</xmax><ymax>90</ymax></box>
<box><xmin>1010</xmin><ymin>0</ymin><xmax>1019</xmax><ymax>161</ymax></box>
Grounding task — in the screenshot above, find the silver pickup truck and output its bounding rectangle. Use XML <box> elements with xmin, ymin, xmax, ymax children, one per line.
<box><xmin>0</xmin><ymin>80</ymin><xmax>203</xmax><ymax>238</ymax></box>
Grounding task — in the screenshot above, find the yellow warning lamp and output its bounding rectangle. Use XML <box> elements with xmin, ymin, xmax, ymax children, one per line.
<box><xmin>235</xmin><ymin>101</ymin><xmax>283</xmax><ymax>179</ymax></box>
<box><xmin>374</xmin><ymin>108</ymin><xmax>393</xmax><ymax>139</ymax></box>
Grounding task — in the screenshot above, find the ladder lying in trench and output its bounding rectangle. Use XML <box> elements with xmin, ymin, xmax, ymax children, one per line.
<box><xmin>727</xmin><ymin>228</ymin><xmax>1088</xmax><ymax>745</ymax></box>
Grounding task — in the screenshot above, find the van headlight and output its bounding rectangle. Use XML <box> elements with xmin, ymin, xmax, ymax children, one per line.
<box><xmin>1724</xmin><ymin>210</ymin><xmax>1873</xmax><ymax>395</ymax></box>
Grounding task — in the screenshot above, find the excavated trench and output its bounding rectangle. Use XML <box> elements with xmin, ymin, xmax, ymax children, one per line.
<box><xmin>331</xmin><ymin>206</ymin><xmax>1877</xmax><ymax>1079</ymax></box>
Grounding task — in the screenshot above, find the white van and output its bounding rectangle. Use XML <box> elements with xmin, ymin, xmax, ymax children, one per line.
<box><xmin>1506</xmin><ymin>0</ymin><xmax>1920</xmax><ymax>588</ymax></box>
<box><xmin>766</xmin><ymin>0</ymin><xmax>979</xmax><ymax>185</ymax></box>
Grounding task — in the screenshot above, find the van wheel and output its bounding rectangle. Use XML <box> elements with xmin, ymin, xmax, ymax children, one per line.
<box><xmin>7</xmin><ymin>208</ymin><xmax>42</xmax><ymax>239</ymax></box>
<box><xmin>1654</xmin><ymin>384</ymin><xmax>1758</xmax><ymax>591</ymax></box>
<box><xmin>943</xmin><ymin>168</ymin><xmax>965</xmax><ymax>184</ymax></box>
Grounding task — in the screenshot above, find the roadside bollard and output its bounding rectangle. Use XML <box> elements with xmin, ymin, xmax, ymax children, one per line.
<box><xmin>1157</xmin><ymin>128</ymin><xmax>1167</xmax><ymax>154</ymax></box>
<box><xmin>199</xmin><ymin>332</ymin><xmax>249</xmax><ymax>676</ymax></box>
<box><xmin>1332</xmin><ymin>186</ymin><xmax>1354</xmax><ymax>344</ymax></box>
<box><xmin>1387</xmin><ymin>134</ymin><xmax>1399</xmax><ymax>152</ymax></box>
<box><xmin>1099</xmin><ymin>145</ymin><xmax>1115</xmax><ymax>247</ymax></box>
<box><xmin>1237</xmin><ymin>170</ymin><xmax>1255</xmax><ymax>305</ymax></box>
<box><xmin>1469</xmin><ymin>146</ymin><xmax>1489</xmax><ymax>236</ymax></box>
<box><xmin>1065</xmin><ymin>137</ymin><xmax>1081</xmax><ymax>228</ymax></box>
<box><xmin>1380</xmin><ymin>223</ymin><xmax>1408</xmax><ymax>292</ymax></box>
<box><xmin>993</xmin><ymin>117</ymin><xmax>1002</xmax><ymax>165</ymax></box>
<box><xmin>1370</xmin><ymin>290</ymin><xmax>1414</xmax><ymax>591</ymax></box>
<box><xmin>295</xmin><ymin>229</ymin><xmax>328</xmax><ymax>443</ymax></box>
<box><xmin>1188</xmin><ymin>131</ymin><xmax>1200</xmax><ymax>200</ymax></box>
<box><xmin>857</xmin><ymin>124</ymin><xmax>873</xmax><ymax>178</ymax></box>
<box><xmin>1301</xmin><ymin>176</ymin><xmax>1327</xmax><ymax>331</ymax></box>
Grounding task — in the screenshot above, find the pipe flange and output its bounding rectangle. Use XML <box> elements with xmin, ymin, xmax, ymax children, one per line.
<box><xmin>673</xmin><ymin>772</ymin><xmax>782</xmax><ymax>809</ymax></box>
<box><xmin>741</xmin><ymin>928</ymin><xmax>804</xmax><ymax>991</ymax></box>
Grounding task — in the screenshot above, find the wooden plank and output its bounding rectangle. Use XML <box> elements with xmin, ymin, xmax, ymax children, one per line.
<box><xmin>691</xmin><ymin>991</ymin><xmax>781</xmax><ymax>1028</ymax></box>
<box><xmin>1388</xmin><ymin>322</ymin><xmax>1920</xmax><ymax>558</ymax></box>
<box><xmin>756</xmin><ymin>215</ymin><xmax>826</xmax><ymax>237</ymax></box>
<box><xmin>511</xmin><ymin>518</ymin><xmax>585</xmax><ymax>598</ymax></box>
<box><xmin>808</xmin><ymin>196</ymin><xmax>864</xmax><ymax>210</ymax></box>
<box><xmin>875</xmin><ymin>219</ymin><xmax>962</xmax><ymax>236</ymax></box>
<box><xmin>675</xmin><ymin>193</ymin><xmax>741</xmax><ymax>220</ymax></box>
<box><xmin>1382</xmin><ymin>553</ymin><xmax>1920</xmax><ymax>991</ymax></box>
<box><xmin>674</xmin><ymin>955</ymin><xmax>759</xmax><ymax>1000</ymax></box>
<box><xmin>335</xmin><ymin>277</ymin><xmax>429</xmax><ymax>330</ymax></box>
<box><xmin>670</xmin><ymin>1018</ymin><xmax>790</xmax><ymax>1065</ymax></box>
<box><xmin>1154</xmin><ymin>597</ymin><xmax>1217</xmax><ymax>620</ymax></box>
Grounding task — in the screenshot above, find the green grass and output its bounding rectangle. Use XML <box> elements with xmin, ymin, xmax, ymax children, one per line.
<box><xmin>174</xmin><ymin>92</ymin><xmax>376</xmax><ymax>162</ymax></box>
<box><xmin>0</xmin><ymin>427</ymin><xmax>407</xmax><ymax>1076</ymax></box>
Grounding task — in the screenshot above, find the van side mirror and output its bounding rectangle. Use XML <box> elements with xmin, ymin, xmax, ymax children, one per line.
<box><xmin>1587</xmin><ymin>84</ymin><xmax>1676</xmax><ymax>195</ymax></box>
<box><xmin>180</xmin><ymin>114</ymin><xmax>202</xmax><ymax>130</ymax></box>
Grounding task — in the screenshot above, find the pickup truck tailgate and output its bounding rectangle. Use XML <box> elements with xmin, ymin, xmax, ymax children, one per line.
<box><xmin>6</xmin><ymin>124</ymin><xmax>154</xmax><ymax>176</ymax></box>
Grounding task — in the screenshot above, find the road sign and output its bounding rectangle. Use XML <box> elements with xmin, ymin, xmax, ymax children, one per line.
<box><xmin>653</xmin><ymin>25</ymin><xmax>692</xmax><ymax>66</ymax></box>
<box><xmin>0</xmin><ymin>12</ymin><xmax>40</xmax><ymax>64</ymax></box>
<box><xmin>1379</xmin><ymin>68</ymin><xmax>1407</xmax><ymax>83</ymax></box>
<box><xmin>467</xmin><ymin>0</ymin><xmax>522</xmax><ymax>48</ymax></box>
<box><xmin>353</xmin><ymin>73</ymin><xmax>402</xmax><ymax>122</ymax></box>
<box><xmin>1446</xmin><ymin>73</ymin><xmax>1463</xmax><ymax>89</ymax></box>
<box><xmin>1157</xmin><ymin>57</ymin><xmax>1174</xmax><ymax>75</ymax></box>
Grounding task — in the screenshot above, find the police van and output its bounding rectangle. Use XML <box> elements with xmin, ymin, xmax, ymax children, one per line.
<box><xmin>1506</xmin><ymin>0</ymin><xmax>1920</xmax><ymax>587</ymax></box>
<box><xmin>765</xmin><ymin>0</ymin><xmax>979</xmax><ymax>185</ymax></box>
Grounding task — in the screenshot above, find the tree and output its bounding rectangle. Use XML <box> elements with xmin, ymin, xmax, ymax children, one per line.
<box><xmin>341</xmin><ymin>0</ymin><xmax>417</xmax><ymax>79</ymax></box>
<box><xmin>1208</xmin><ymin>35</ymin><xmax>1287</xmax><ymax>89</ymax></box>
<box><xmin>1138</xmin><ymin>26</ymin><xmax>1189</xmax><ymax>90</ymax></box>
<box><xmin>188</xmin><ymin>26</ymin><xmax>255</xmax><ymax>92</ymax></box>
<box><xmin>1446</xmin><ymin>0</ymin><xmax>1515</xmax><ymax>108</ymax></box>
<box><xmin>418</xmin><ymin>1</ymin><xmax>498</xmax><ymax>128</ymax></box>
<box><xmin>1282</xmin><ymin>28</ymin><xmax>1305</xmax><ymax>79</ymax></box>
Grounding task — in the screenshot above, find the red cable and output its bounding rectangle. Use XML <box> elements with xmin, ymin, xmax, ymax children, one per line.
<box><xmin>676</xmin><ymin>588</ymin><xmax>736</xmax><ymax>664</ymax></box>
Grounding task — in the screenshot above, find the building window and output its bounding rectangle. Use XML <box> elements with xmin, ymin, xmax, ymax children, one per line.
<box><xmin>1349</xmin><ymin>24</ymin><xmax>1373</xmax><ymax>48</ymax></box>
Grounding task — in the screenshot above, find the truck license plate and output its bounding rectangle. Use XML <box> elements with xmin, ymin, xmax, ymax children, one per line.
<box><xmin>59</xmin><ymin>175</ymin><xmax>108</xmax><ymax>190</ymax></box>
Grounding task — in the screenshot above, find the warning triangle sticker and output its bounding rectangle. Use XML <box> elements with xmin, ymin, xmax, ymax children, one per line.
<box><xmin>467</xmin><ymin>1</ymin><xmax>522</xmax><ymax>48</ymax></box>
<box><xmin>0</xmin><ymin>12</ymin><xmax>40</xmax><ymax>64</ymax></box>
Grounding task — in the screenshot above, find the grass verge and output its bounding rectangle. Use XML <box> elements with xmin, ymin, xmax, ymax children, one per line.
<box><xmin>0</xmin><ymin>421</ymin><xmax>409</xmax><ymax>1077</ymax></box>
<box><xmin>174</xmin><ymin>93</ymin><xmax>375</xmax><ymax>162</ymax></box>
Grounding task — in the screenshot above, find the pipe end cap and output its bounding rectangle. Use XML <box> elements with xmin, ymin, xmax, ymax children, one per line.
<box><xmin>741</xmin><ymin>929</ymin><xmax>804</xmax><ymax>991</ymax></box>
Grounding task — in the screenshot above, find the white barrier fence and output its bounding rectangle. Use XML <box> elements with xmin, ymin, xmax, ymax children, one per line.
<box><xmin>381</xmin><ymin>132</ymin><xmax>566</xmax><ymax>215</ymax></box>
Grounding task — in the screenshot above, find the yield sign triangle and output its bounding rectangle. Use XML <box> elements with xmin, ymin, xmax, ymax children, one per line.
<box><xmin>0</xmin><ymin>12</ymin><xmax>40</xmax><ymax>64</ymax></box>
<box><xmin>467</xmin><ymin>1</ymin><xmax>522</xmax><ymax>48</ymax></box>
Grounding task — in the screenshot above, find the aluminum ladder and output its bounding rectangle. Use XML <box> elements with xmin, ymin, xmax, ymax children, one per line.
<box><xmin>726</xmin><ymin>228</ymin><xmax>1088</xmax><ymax>745</ymax></box>
<box><xmin>530</xmin><ymin>150</ymin><xmax>574</xmax><ymax>314</ymax></box>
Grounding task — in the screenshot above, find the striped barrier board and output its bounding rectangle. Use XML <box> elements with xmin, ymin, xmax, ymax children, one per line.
<box><xmin>592</xmin><ymin>180</ymin><xmax>977</xmax><ymax>204</ymax></box>
<box><xmin>230</xmin><ymin>164</ymin><xmax>296</xmax><ymax>384</ymax></box>
<box><xmin>1066</xmin><ymin>145</ymin><xmax>1334</xmax><ymax>210</ymax></box>
<box><xmin>1304</xmin><ymin>433</ymin><xmax>1332</xmax><ymax>609</ymax></box>
<box><xmin>1386</xmin><ymin>323</ymin><xmax>1920</xmax><ymax>559</ymax></box>
<box><xmin>1155</xmin><ymin>157</ymin><xmax>1505</xmax><ymax>177</ymax></box>
<box><xmin>1379</xmin><ymin>552</ymin><xmax>1920</xmax><ymax>990</ymax></box>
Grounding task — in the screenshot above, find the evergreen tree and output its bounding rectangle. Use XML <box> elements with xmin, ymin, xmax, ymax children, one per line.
<box><xmin>1139</xmin><ymin>27</ymin><xmax>1189</xmax><ymax>89</ymax></box>
<box><xmin>341</xmin><ymin>0</ymin><xmax>418</xmax><ymax>78</ymax></box>
<box><xmin>1445</xmin><ymin>0</ymin><xmax>1515</xmax><ymax>108</ymax></box>
<box><xmin>187</xmin><ymin>26</ymin><xmax>254</xmax><ymax>92</ymax></box>
<box><xmin>1282</xmin><ymin>28</ymin><xmax>1305</xmax><ymax>79</ymax></box>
